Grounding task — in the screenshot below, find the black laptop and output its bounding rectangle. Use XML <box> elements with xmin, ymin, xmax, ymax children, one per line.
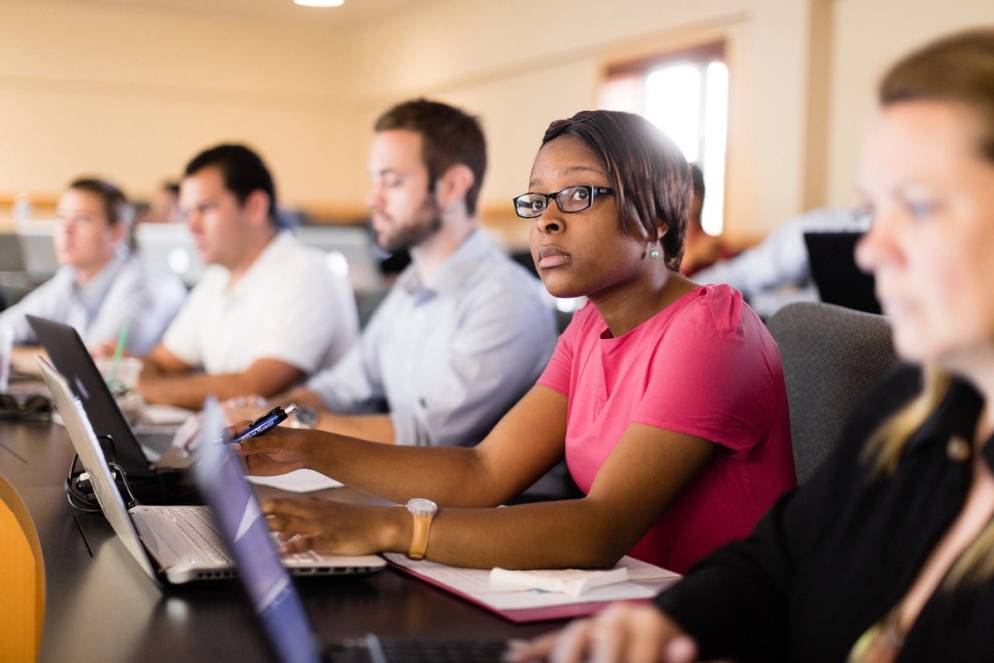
<box><xmin>28</xmin><ymin>315</ymin><xmax>197</xmax><ymax>503</ymax></box>
<box><xmin>803</xmin><ymin>232</ymin><xmax>882</xmax><ymax>315</ymax></box>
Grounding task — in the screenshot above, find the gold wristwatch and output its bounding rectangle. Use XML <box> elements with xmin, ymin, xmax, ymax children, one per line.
<box><xmin>405</xmin><ymin>498</ymin><xmax>438</xmax><ymax>560</ymax></box>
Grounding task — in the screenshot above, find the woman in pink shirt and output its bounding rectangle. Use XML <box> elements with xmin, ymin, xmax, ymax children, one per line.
<box><xmin>238</xmin><ymin>109</ymin><xmax>796</xmax><ymax>574</ymax></box>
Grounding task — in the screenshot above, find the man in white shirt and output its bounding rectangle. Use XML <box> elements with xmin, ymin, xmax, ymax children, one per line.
<box><xmin>138</xmin><ymin>144</ymin><xmax>358</xmax><ymax>409</ymax></box>
<box><xmin>2</xmin><ymin>178</ymin><xmax>186</xmax><ymax>356</ymax></box>
<box><xmin>230</xmin><ymin>100</ymin><xmax>557</xmax><ymax>446</ymax></box>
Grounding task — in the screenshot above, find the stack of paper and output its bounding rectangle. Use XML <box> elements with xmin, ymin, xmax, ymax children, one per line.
<box><xmin>385</xmin><ymin>554</ymin><xmax>681</xmax><ymax>622</ymax></box>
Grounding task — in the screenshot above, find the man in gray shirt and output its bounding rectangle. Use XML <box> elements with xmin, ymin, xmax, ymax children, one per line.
<box><xmin>260</xmin><ymin>99</ymin><xmax>556</xmax><ymax>446</ymax></box>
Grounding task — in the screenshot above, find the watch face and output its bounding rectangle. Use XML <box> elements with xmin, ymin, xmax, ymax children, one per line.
<box><xmin>294</xmin><ymin>406</ymin><xmax>318</xmax><ymax>428</ymax></box>
<box><xmin>406</xmin><ymin>498</ymin><xmax>438</xmax><ymax>516</ymax></box>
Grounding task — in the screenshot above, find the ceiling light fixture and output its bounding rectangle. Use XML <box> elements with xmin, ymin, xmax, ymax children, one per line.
<box><xmin>294</xmin><ymin>0</ymin><xmax>345</xmax><ymax>7</ymax></box>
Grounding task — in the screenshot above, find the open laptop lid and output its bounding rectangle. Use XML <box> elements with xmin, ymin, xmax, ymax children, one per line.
<box><xmin>27</xmin><ymin>315</ymin><xmax>151</xmax><ymax>474</ymax></box>
<box><xmin>36</xmin><ymin>354</ymin><xmax>161</xmax><ymax>585</ymax></box>
<box><xmin>803</xmin><ymin>232</ymin><xmax>882</xmax><ymax>315</ymax></box>
<box><xmin>194</xmin><ymin>399</ymin><xmax>320</xmax><ymax>663</ymax></box>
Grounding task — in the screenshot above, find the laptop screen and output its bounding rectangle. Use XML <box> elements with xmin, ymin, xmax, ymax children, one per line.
<box><xmin>27</xmin><ymin>315</ymin><xmax>150</xmax><ymax>473</ymax></box>
<box><xmin>193</xmin><ymin>399</ymin><xmax>319</xmax><ymax>663</ymax></box>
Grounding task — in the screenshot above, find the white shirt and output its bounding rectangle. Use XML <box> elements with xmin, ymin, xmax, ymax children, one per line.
<box><xmin>693</xmin><ymin>207</ymin><xmax>870</xmax><ymax>318</ymax></box>
<box><xmin>162</xmin><ymin>231</ymin><xmax>358</xmax><ymax>374</ymax></box>
<box><xmin>0</xmin><ymin>250</ymin><xmax>187</xmax><ymax>354</ymax></box>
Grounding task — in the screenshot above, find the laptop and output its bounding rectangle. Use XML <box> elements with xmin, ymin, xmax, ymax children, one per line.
<box><xmin>28</xmin><ymin>314</ymin><xmax>194</xmax><ymax>502</ymax></box>
<box><xmin>39</xmin><ymin>355</ymin><xmax>386</xmax><ymax>586</ymax></box>
<box><xmin>134</xmin><ymin>222</ymin><xmax>205</xmax><ymax>286</ymax></box>
<box><xmin>16</xmin><ymin>218</ymin><xmax>61</xmax><ymax>277</ymax></box>
<box><xmin>294</xmin><ymin>225</ymin><xmax>385</xmax><ymax>292</ymax></box>
<box><xmin>192</xmin><ymin>399</ymin><xmax>511</xmax><ymax>663</ymax></box>
<box><xmin>803</xmin><ymin>232</ymin><xmax>882</xmax><ymax>315</ymax></box>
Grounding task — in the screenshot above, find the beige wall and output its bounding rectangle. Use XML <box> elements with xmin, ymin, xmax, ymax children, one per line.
<box><xmin>2</xmin><ymin>0</ymin><xmax>993</xmax><ymax>238</ymax></box>
<box><xmin>825</xmin><ymin>0</ymin><xmax>994</xmax><ymax>206</ymax></box>
<box><xmin>345</xmin><ymin>0</ymin><xmax>817</xmax><ymax>241</ymax></box>
<box><xmin>0</xmin><ymin>1</ymin><xmax>358</xmax><ymax>208</ymax></box>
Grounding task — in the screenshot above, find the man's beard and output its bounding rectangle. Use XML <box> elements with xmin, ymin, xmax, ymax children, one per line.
<box><xmin>375</xmin><ymin>198</ymin><xmax>443</xmax><ymax>253</ymax></box>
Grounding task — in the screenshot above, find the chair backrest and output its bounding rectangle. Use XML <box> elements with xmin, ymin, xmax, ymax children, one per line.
<box><xmin>767</xmin><ymin>302</ymin><xmax>897</xmax><ymax>484</ymax></box>
<box><xmin>0</xmin><ymin>473</ymin><xmax>45</xmax><ymax>662</ymax></box>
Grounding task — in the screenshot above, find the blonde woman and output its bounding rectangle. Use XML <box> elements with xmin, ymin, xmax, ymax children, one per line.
<box><xmin>515</xmin><ymin>29</ymin><xmax>994</xmax><ymax>663</ymax></box>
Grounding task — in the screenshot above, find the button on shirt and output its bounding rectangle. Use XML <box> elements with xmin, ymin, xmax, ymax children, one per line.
<box><xmin>0</xmin><ymin>250</ymin><xmax>187</xmax><ymax>354</ymax></box>
<box><xmin>162</xmin><ymin>232</ymin><xmax>358</xmax><ymax>375</ymax></box>
<box><xmin>306</xmin><ymin>230</ymin><xmax>557</xmax><ymax>446</ymax></box>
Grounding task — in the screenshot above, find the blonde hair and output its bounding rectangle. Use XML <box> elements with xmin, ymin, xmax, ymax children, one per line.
<box><xmin>866</xmin><ymin>28</ymin><xmax>994</xmax><ymax>585</ymax></box>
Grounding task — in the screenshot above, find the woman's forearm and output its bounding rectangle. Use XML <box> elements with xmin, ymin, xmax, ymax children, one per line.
<box><xmin>388</xmin><ymin>498</ymin><xmax>630</xmax><ymax>570</ymax></box>
<box><xmin>307</xmin><ymin>430</ymin><xmax>507</xmax><ymax>507</ymax></box>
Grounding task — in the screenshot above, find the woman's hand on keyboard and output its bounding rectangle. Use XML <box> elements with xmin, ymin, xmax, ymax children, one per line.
<box><xmin>260</xmin><ymin>496</ymin><xmax>407</xmax><ymax>556</ymax></box>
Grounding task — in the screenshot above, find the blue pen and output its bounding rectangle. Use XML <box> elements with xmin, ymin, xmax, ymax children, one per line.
<box><xmin>230</xmin><ymin>404</ymin><xmax>298</xmax><ymax>444</ymax></box>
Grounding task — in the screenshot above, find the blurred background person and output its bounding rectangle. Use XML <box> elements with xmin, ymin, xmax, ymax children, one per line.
<box><xmin>135</xmin><ymin>144</ymin><xmax>358</xmax><ymax>409</ymax></box>
<box><xmin>0</xmin><ymin>177</ymin><xmax>186</xmax><ymax>355</ymax></box>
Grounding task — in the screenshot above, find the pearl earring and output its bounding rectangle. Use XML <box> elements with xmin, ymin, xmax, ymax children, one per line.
<box><xmin>649</xmin><ymin>245</ymin><xmax>660</xmax><ymax>259</ymax></box>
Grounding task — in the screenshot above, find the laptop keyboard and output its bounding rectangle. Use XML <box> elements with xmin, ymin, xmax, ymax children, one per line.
<box><xmin>161</xmin><ymin>506</ymin><xmax>232</xmax><ymax>564</ymax></box>
<box><xmin>159</xmin><ymin>506</ymin><xmax>327</xmax><ymax>566</ymax></box>
<box><xmin>324</xmin><ymin>635</ymin><xmax>509</xmax><ymax>663</ymax></box>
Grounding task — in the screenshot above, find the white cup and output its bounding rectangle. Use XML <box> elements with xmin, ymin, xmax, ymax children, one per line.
<box><xmin>0</xmin><ymin>324</ymin><xmax>13</xmax><ymax>393</ymax></box>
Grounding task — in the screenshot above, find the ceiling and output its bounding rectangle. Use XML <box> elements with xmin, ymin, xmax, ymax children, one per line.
<box><xmin>48</xmin><ymin>0</ymin><xmax>428</xmax><ymax>27</ymax></box>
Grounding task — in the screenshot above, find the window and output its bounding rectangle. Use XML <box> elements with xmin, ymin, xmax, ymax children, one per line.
<box><xmin>598</xmin><ymin>44</ymin><xmax>729</xmax><ymax>236</ymax></box>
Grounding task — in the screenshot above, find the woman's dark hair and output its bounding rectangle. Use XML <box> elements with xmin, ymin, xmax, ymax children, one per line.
<box><xmin>541</xmin><ymin>110</ymin><xmax>691</xmax><ymax>271</ymax></box>
<box><xmin>67</xmin><ymin>177</ymin><xmax>136</xmax><ymax>250</ymax></box>
<box><xmin>879</xmin><ymin>28</ymin><xmax>994</xmax><ymax>163</ymax></box>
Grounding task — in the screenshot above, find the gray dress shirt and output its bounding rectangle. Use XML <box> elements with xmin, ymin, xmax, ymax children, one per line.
<box><xmin>0</xmin><ymin>250</ymin><xmax>187</xmax><ymax>354</ymax></box>
<box><xmin>307</xmin><ymin>230</ymin><xmax>557</xmax><ymax>446</ymax></box>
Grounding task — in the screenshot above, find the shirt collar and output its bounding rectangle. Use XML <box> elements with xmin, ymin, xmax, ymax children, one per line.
<box><xmin>226</xmin><ymin>231</ymin><xmax>293</xmax><ymax>296</ymax></box>
<box><xmin>398</xmin><ymin>229</ymin><xmax>493</xmax><ymax>298</ymax></box>
<box><xmin>70</xmin><ymin>250</ymin><xmax>128</xmax><ymax>309</ymax></box>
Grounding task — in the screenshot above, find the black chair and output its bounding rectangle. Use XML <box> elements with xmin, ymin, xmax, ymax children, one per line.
<box><xmin>767</xmin><ymin>302</ymin><xmax>897</xmax><ymax>483</ymax></box>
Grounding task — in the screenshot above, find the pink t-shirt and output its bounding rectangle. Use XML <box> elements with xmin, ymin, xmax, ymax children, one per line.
<box><xmin>538</xmin><ymin>285</ymin><xmax>795</xmax><ymax>573</ymax></box>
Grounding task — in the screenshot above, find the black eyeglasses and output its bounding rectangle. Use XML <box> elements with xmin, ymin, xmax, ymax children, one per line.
<box><xmin>512</xmin><ymin>185</ymin><xmax>614</xmax><ymax>219</ymax></box>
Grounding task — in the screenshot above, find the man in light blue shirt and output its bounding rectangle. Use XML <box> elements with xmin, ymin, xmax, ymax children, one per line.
<box><xmin>267</xmin><ymin>99</ymin><xmax>556</xmax><ymax>446</ymax></box>
<box><xmin>1</xmin><ymin>178</ymin><xmax>186</xmax><ymax>355</ymax></box>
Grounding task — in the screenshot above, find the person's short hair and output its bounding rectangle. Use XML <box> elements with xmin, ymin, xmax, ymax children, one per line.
<box><xmin>183</xmin><ymin>144</ymin><xmax>279</xmax><ymax>225</ymax></box>
<box><xmin>66</xmin><ymin>177</ymin><xmax>136</xmax><ymax>250</ymax></box>
<box><xmin>374</xmin><ymin>99</ymin><xmax>487</xmax><ymax>216</ymax></box>
<box><xmin>541</xmin><ymin>110</ymin><xmax>691</xmax><ymax>271</ymax></box>
<box><xmin>880</xmin><ymin>28</ymin><xmax>994</xmax><ymax>164</ymax></box>
<box><xmin>67</xmin><ymin>177</ymin><xmax>130</xmax><ymax>226</ymax></box>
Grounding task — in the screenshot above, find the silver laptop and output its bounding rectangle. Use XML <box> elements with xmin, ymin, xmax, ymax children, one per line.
<box><xmin>38</xmin><ymin>355</ymin><xmax>386</xmax><ymax>585</ymax></box>
<box><xmin>193</xmin><ymin>398</ymin><xmax>511</xmax><ymax>663</ymax></box>
<box><xmin>294</xmin><ymin>225</ymin><xmax>385</xmax><ymax>292</ymax></box>
<box><xmin>134</xmin><ymin>222</ymin><xmax>205</xmax><ymax>286</ymax></box>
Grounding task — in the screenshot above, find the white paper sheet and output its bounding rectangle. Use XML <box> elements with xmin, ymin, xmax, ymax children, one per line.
<box><xmin>247</xmin><ymin>469</ymin><xmax>343</xmax><ymax>493</ymax></box>
<box><xmin>141</xmin><ymin>403</ymin><xmax>195</xmax><ymax>426</ymax></box>
<box><xmin>385</xmin><ymin>554</ymin><xmax>680</xmax><ymax>610</ymax></box>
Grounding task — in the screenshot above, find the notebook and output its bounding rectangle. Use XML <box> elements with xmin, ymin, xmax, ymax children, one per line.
<box><xmin>41</xmin><ymin>354</ymin><xmax>386</xmax><ymax>586</ymax></box>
